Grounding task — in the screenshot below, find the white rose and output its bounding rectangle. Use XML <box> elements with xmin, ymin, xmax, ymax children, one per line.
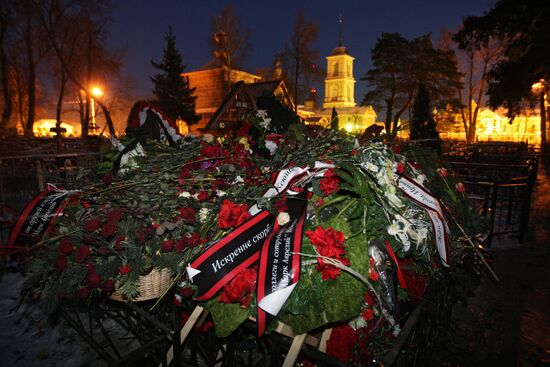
<box><xmin>277</xmin><ymin>212</ymin><xmax>290</xmax><ymax>226</ymax></box>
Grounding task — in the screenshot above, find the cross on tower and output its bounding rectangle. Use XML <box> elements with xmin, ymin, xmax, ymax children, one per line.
<box><xmin>338</xmin><ymin>14</ymin><xmax>343</xmax><ymax>47</ymax></box>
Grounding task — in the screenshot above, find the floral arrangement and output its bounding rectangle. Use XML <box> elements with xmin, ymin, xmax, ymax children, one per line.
<box><xmin>23</xmin><ymin>107</ymin><xmax>487</xmax><ymax>362</ymax></box>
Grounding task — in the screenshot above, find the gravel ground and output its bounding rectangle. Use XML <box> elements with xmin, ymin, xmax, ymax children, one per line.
<box><xmin>0</xmin><ymin>264</ymin><xmax>103</xmax><ymax>366</ymax></box>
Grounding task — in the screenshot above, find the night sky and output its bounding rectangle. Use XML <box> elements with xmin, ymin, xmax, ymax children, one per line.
<box><xmin>108</xmin><ymin>0</ymin><xmax>495</xmax><ymax>100</ymax></box>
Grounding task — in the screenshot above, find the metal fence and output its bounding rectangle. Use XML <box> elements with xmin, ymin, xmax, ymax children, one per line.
<box><xmin>447</xmin><ymin>160</ymin><xmax>537</xmax><ymax>246</ymax></box>
<box><xmin>0</xmin><ymin>137</ymin><xmax>101</xmax><ymax>245</ymax></box>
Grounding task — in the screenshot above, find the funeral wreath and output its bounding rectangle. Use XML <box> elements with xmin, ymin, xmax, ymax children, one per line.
<box><xmin>20</xmin><ymin>102</ymin><xmax>488</xmax><ymax>363</ymax></box>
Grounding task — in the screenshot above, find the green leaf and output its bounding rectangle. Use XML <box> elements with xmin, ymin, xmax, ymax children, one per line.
<box><xmin>206</xmin><ymin>299</ymin><xmax>250</xmax><ymax>337</ymax></box>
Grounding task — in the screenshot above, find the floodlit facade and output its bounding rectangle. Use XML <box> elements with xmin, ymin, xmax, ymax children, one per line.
<box><xmin>298</xmin><ymin>23</ymin><xmax>379</xmax><ymax>134</ymax></box>
<box><xmin>439</xmin><ymin>108</ymin><xmax>542</xmax><ymax>145</ymax></box>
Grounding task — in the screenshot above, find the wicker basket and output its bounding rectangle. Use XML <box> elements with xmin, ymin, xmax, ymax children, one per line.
<box><xmin>111</xmin><ymin>268</ymin><xmax>172</xmax><ymax>302</ymax></box>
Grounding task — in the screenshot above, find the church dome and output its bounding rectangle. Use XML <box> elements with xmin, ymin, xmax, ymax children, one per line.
<box><xmin>331</xmin><ymin>45</ymin><xmax>349</xmax><ymax>55</ymax></box>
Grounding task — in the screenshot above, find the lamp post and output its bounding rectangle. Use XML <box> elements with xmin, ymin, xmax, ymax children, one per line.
<box><xmin>531</xmin><ymin>79</ymin><xmax>547</xmax><ymax>152</ymax></box>
<box><xmin>89</xmin><ymin>86</ymin><xmax>103</xmax><ymax>136</ymax></box>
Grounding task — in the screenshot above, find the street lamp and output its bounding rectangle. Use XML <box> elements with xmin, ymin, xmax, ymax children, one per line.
<box><xmin>531</xmin><ymin>79</ymin><xmax>547</xmax><ymax>150</ymax></box>
<box><xmin>89</xmin><ymin>86</ymin><xmax>103</xmax><ymax>136</ymax></box>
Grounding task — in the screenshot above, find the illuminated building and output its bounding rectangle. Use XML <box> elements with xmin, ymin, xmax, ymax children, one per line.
<box><xmin>438</xmin><ymin>107</ymin><xmax>542</xmax><ymax>145</ymax></box>
<box><xmin>183</xmin><ymin>59</ymin><xmax>262</xmax><ymax>134</ymax></box>
<box><xmin>33</xmin><ymin>119</ymin><xmax>80</xmax><ymax>137</ymax></box>
<box><xmin>298</xmin><ymin>17</ymin><xmax>380</xmax><ymax>134</ymax></box>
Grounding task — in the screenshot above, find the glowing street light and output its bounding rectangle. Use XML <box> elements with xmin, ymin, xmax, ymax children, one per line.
<box><xmin>531</xmin><ymin>79</ymin><xmax>547</xmax><ymax>149</ymax></box>
<box><xmin>89</xmin><ymin>86</ymin><xmax>103</xmax><ymax>135</ymax></box>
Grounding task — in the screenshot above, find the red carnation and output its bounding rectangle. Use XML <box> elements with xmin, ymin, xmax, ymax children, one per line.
<box><xmin>218</xmin><ymin>200</ymin><xmax>250</xmax><ymax>229</ymax></box>
<box><xmin>75</xmin><ymin>245</ymin><xmax>91</xmax><ymax>262</ymax></box>
<box><xmin>200</xmin><ymin>143</ymin><xmax>222</xmax><ymax>159</ymax></box>
<box><xmin>101</xmin><ymin>223</ymin><xmax>117</xmax><ymax>238</ymax></box>
<box><xmin>86</xmin><ymin>272</ymin><xmax>102</xmax><ymax>288</ymax></box>
<box><xmin>54</xmin><ymin>257</ymin><xmax>68</xmax><ymax>272</ymax></box>
<box><xmin>177</xmin><ymin>287</ymin><xmax>195</xmax><ymax>299</ymax></box>
<box><xmin>75</xmin><ymin>287</ymin><xmax>92</xmax><ymax>300</ymax></box>
<box><xmin>175</xmin><ymin>238</ymin><xmax>187</xmax><ymax>252</ymax></box>
<box><xmin>187</xmin><ymin>232</ymin><xmax>201</xmax><ymax>247</ymax></box>
<box><xmin>197</xmin><ymin>191</ymin><xmax>210</xmax><ymax>202</ymax></box>
<box><xmin>305</xmin><ymin>226</ymin><xmax>347</xmax><ymax>281</ymax></box>
<box><xmin>179</xmin><ymin>206</ymin><xmax>197</xmax><ymax>224</ymax></box>
<box><xmin>319</xmin><ymin>169</ymin><xmax>340</xmax><ymax>196</ymax></box>
<box><xmin>396</xmin><ymin>162</ymin><xmax>406</xmax><ymax>174</ymax></box>
<box><xmin>101</xmin><ymin>279</ymin><xmax>116</xmax><ymax>293</ymax></box>
<box><xmin>326</xmin><ymin>324</ymin><xmax>358</xmax><ymax>362</ymax></box>
<box><xmin>218</xmin><ymin>268</ymin><xmax>257</xmax><ymax>308</ymax></box>
<box><xmin>369</xmin><ymin>258</ymin><xmax>380</xmax><ymax>281</ymax></box>
<box><xmin>107</xmin><ymin>209</ymin><xmax>124</xmax><ymax>224</ymax></box>
<box><xmin>162</xmin><ymin>239</ymin><xmax>175</xmax><ymax>252</ymax></box>
<box><xmin>364</xmin><ymin>292</ymin><xmax>375</xmax><ymax>306</ymax></box>
<box><xmin>362</xmin><ymin>308</ymin><xmax>375</xmax><ymax>321</ymax></box>
<box><xmin>119</xmin><ymin>264</ymin><xmax>131</xmax><ymax>275</ymax></box>
<box><xmin>85</xmin><ymin>219</ymin><xmax>101</xmax><ymax>232</ymax></box>
<box><xmin>58</xmin><ymin>237</ymin><xmax>74</xmax><ymax>256</ymax></box>
<box><xmin>179</xmin><ymin>167</ymin><xmax>192</xmax><ymax>179</ymax></box>
<box><xmin>305</xmin><ymin>226</ymin><xmax>345</xmax><ymax>250</ymax></box>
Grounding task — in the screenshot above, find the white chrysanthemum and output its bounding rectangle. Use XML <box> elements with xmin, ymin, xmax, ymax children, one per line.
<box><xmin>365</xmin><ymin>161</ymin><xmax>378</xmax><ymax>173</ymax></box>
<box><xmin>265</xmin><ymin>140</ymin><xmax>278</xmax><ymax>155</ymax></box>
<box><xmin>348</xmin><ymin>315</ymin><xmax>368</xmax><ymax>330</ymax></box>
<box><xmin>178</xmin><ymin>191</ymin><xmax>191</xmax><ymax>198</ymax></box>
<box><xmin>199</xmin><ymin>207</ymin><xmax>210</xmax><ymax>222</ymax></box>
<box><xmin>216</xmin><ymin>190</ymin><xmax>227</xmax><ymax>197</ymax></box>
<box><xmin>232</xmin><ymin>176</ymin><xmax>244</xmax><ymax>184</ymax></box>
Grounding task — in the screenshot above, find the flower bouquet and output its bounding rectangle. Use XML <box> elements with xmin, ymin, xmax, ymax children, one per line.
<box><xmin>22</xmin><ymin>102</ymin><xmax>487</xmax><ymax>362</ymax></box>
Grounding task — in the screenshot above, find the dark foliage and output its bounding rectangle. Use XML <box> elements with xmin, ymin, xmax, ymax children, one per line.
<box><xmin>151</xmin><ymin>27</ymin><xmax>198</xmax><ymax>125</ymax></box>
<box><xmin>410</xmin><ymin>85</ymin><xmax>441</xmax><ymax>153</ymax></box>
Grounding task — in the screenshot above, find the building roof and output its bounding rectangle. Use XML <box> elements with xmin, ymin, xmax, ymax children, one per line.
<box><xmin>330</xmin><ymin>45</ymin><xmax>349</xmax><ymax>56</ymax></box>
<box><xmin>204</xmin><ymin>80</ymin><xmax>294</xmax><ymax>131</ymax></box>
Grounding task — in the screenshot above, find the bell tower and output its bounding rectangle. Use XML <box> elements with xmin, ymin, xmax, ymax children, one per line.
<box><xmin>323</xmin><ymin>15</ymin><xmax>356</xmax><ymax>109</ymax></box>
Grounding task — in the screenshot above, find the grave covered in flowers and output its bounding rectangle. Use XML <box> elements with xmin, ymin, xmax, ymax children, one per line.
<box><xmin>19</xmin><ymin>101</ymin><xmax>488</xmax><ymax>364</ymax></box>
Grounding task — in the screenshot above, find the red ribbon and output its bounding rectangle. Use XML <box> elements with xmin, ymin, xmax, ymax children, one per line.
<box><xmin>384</xmin><ymin>240</ymin><xmax>407</xmax><ymax>289</ymax></box>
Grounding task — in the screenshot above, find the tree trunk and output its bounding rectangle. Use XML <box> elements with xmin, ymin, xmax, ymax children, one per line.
<box><xmin>385</xmin><ymin>98</ymin><xmax>393</xmax><ymax>140</ymax></box>
<box><xmin>0</xmin><ymin>1</ymin><xmax>12</xmax><ymax>129</ymax></box>
<box><xmin>24</xmin><ymin>5</ymin><xmax>35</xmax><ymax>136</ymax></box>
<box><xmin>56</xmin><ymin>68</ymin><xmax>66</xmax><ymax>125</ymax></box>
<box><xmin>541</xmin><ymin>92</ymin><xmax>547</xmax><ymax>155</ymax></box>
